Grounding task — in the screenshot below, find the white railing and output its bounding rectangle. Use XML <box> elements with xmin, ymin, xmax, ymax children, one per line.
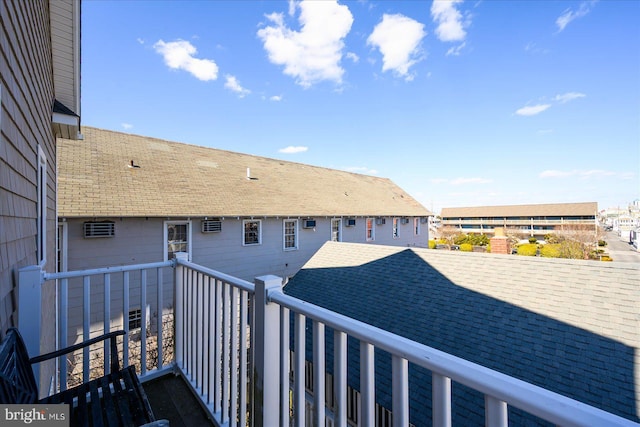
<box><xmin>174</xmin><ymin>255</ymin><xmax>254</xmax><ymax>427</ymax></box>
<box><xmin>19</xmin><ymin>260</ymin><xmax>174</xmax><ymax>392</ymax></box>
<box><xmin>19</xmin><ymin>258</ymin><xmax>639</xmax><ymax>427</ymax></box>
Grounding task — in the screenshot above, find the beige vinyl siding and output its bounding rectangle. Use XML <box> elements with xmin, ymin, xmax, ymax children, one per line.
<box><xmin>0</xmin><ymin>0</ymin><xmax>57</xmax><ymax>351</ymax></box>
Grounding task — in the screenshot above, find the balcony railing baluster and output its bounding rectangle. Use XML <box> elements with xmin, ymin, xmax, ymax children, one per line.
<box><xmin>294</xmin><ymin>312</ymin><xmax>306</xmax><ymax>426</ymax></box>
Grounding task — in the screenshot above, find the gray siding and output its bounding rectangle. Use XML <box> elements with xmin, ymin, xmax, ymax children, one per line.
<box><xmin>0</xmin><ymin>0</ymin><xmax>57</xmax><ymax>349</ymax></box>
<box><xmin>64</xmin><ymin>216</ymin><xmax>430</xmax><ymax>281</ymax></box>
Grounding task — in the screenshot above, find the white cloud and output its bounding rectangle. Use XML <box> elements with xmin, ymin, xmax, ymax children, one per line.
<box><xmin>224</xmin><ymin>75</ymin><xmax>250</xmax><ymax>97</ymax></box>
<box><xmin>553</xmin><ymin>92</ymin><xmax>586</xmax><ymax>103</ymax></box>
<box><xmin>344</xmin><ymin>166</ymin><xmax>379</xmax><ymax>175</ymax></box>
<box><xmin>431</xmin><ymin>0</ymin><xmax>467</xmax><ymax>42</ymax></box>
<box><xmin>539</xmin><ymin>169</ymin><xmax>621</xmax><ymax>179</ymax></box>
<box><xmin>446</xmin><ymin>41</ymin><xmax>466</xmax><ymax>56</ymax></box>
<box><xmin>270</xmin><ymin>95</ymin><xmax>283</xmax><ymax>102</ymax></box>
<box><xmin>450</xmin><ymin>177</ymin><xmax>493</xmax><ymax>185</ymax></box>
<box><xmin>556</xmin><ymin>1</ymin><xmax>597</xmax><ymax>32</ymax></box>
<box><xmin>515</xmin><ymin>104</ymin><xmax>551</xmax><ymax>116</ymax></box>
<box><xmin>153</xmin><ymin>39</ymin><xmax>218</xmax><ymax>81</ymax></box>
<box><xmin>137</xmin><ymin>38</ymin><xmax>145</xmax><ymax>45</ymax></box>
<box><xmin>346</xmin><ymin>52</ymin><xmax>359</xmax><ymax>63</ymax></box>
<box><xmin>367</xmin><ymin>14</ymin><xmax>426</xmax><ymax>80</ymax></box>
<box><xmin>121</xmin><ymin>123</ymin><xmax>133</xmax><ymax>130</ymax></box>
<box><xmin>279</xmin><ymin>146</ymin><xmax>308</xmax><ymax>154</ymax></box>
<box><xmin>257</xmin><ymin>1</ymin><xmax>353</xmax><ymax>87</ymax></box>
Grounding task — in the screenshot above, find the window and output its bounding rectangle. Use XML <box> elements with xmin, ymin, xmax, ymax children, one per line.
<box><xmin>331</xmin><ymin>218</ymin><xmax>342</xmax><ymax>242</ymax></box>
<box><xmin>37</xmin><ymin>145</ymin><xmax>47</xmax><ymax>264</ymax></box>
<box><xmin>392</xmin><ymin>218</ymin><xmax>399</xmax><ymax>239</ymax></box>
<box><xmin>366</xmin><ymin>218</ymin><xmax>375</xmax><ymax>241</ymax></box>
<box><xmin>128</xmin><ymin>308</ymin><xmax>142</xmax><ymax>330</ymax></box>
<box><xmin>243</xmin><ymin>220</ymin><xmax>261</xmax><ymax>245</ymax></box>
<box><xmin>165</xmin><ymin>221</ymin><xmax>191</xmax><ymax>260</ymax></box>
<box><xmin>414</xmin><ymin>218</ymin><xmax>420</xmax><ymax>235</ymax></box>
<box><xmin>283</xmin><ymin>219</ymin><xmax>298</xmax><ymax>250</ymax></box>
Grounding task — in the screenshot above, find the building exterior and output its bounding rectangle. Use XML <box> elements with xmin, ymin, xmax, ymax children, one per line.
<box><xmin>440</xmin><ymin>202</ymin><xmax>598</xmax><ymax>239</ymax></box>
<box><xmin>284</xmin><ymin>241</ymin><xmax>640</xmax><ymax>425</ymax></box>
<box><xmin>56</xmin><ymin>127</ymin><xmax>431</xmax><ymax>337</ymax></box>
<box><xmin>0</xmin><ymin>0</ymin><xmax>81</xmax><ymax>384</ymax></box>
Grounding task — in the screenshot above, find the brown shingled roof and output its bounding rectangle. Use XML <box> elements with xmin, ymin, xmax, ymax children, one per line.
<box><xmin>58</xmin><ymin>127</ymin><xmax>432</xmax><ymax>218</ymax></box>
<box><xmin>440</xmin><ymin>202</ymin><xmax>597</xmax><ymax>218</ymax></box>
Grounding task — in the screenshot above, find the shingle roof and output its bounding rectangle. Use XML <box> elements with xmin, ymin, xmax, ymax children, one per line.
<box><xmin>284</xmin><ymin>242</ymin><xmax>640</xmax><ymax>425</ymax></box>
<box><xmin>440</xmin><ymin>202</ymin><xmax>598</xmax><ymax>218</ymax></box>
<box><xmin>58</xmin><ymin>127</ymin><xmax>432</xmax><ymax>218</ymax></box>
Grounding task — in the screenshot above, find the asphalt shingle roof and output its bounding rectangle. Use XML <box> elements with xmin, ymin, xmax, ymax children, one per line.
<box><xmin>440</xmin><ymin>202</ymin><xmax>598</xmax><ymax>218</ymax></box>
<box><xmin>284</xmin><ymin>242</ymin><xmax>640</xmax><ymax>425</ymax></box>
<box><xmin>58</xmin><ymin>127</ymin><xmax>431</xmax><ymax>218</ymax></box>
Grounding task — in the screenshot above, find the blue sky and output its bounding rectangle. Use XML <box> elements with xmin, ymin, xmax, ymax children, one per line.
<box><xmin>81</xmin><ymin>0</ymin><xmax>639</xmax><ymax>214</ymax></box>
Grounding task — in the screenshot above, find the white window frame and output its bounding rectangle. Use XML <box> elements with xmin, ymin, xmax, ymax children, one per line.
<box><xmin>366</xmin><ymin>218</ymin><xmax>375</xmax><ymax>242</ymax></box>
<box><xmin>331</xmin><ymin>218</ymin><xmax>342</xmax><ymax>242</ymax></box>
<box><xmin>57</xmin><ymin>222</ymin><xmax>68</xmax><ymax>273</ymax></box>
<box><xmin>283</xmin><ymin>219</ymin><xmax>298</xmax><ymax>251</ymax></box>
<box><xmin>414</xmin><ymin>218</ymin><xmax>421</xmax><ymax>235</ymax></box>
<box><xmin>164</xmin><ymin>220</ymin><xmax>192</xmax><ymax>261</ymax></box>
<box><xmin>392</xmin><ymin>218</ymin><xmax>400</xmax><ymax>239</ymax></box>
<box><xmin>37</xmin><ymin>145</ymin><xmax>47</xmax><ymax>265</ymax></box>
<box><xmin>128</xmin><ymin>308</ymin><xmax>142</xmax><ymax>330</ymax></box>
<box><xmin>243</xmin><ymin>219</ymin><xmax>262</xmax><ymax>246</ymax></box>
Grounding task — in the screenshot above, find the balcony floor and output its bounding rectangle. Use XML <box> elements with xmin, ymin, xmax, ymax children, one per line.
<box><xmin>143</xmin><ymin>373</ymin><xmax>214</xmax><ymax>426</ymax></box>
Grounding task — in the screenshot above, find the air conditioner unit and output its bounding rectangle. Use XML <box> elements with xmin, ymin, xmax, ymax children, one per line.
<box><xmin>201</xmin><ymin>219</ymin><xmax>222</xmax><ymax>233</ymax></box>
<box><xmin>376</xmin><ymin>218</ymin><xmax>386</xmax><ymax>225</ymax></box>
<box><xmin>345</xmin><ymin>219</ymin><xmax>356</xmax><ymax>227</ymax></box>
<box><xmin>420</xmin><ymin>217</ymin><xmax>429</xmax><ymax>224</ymax></box>
<box><xmin>83</xmin><ymin>221</ymin><xmax>115</xmax><ymax>238</ymax></box>
<box><xmin>401</xmin><ymin>218</ymin><xmax>410</xmax><ymax>224</ymax></box>
<box><xmin>303</xmin><ymin>219</ymin><xmax>316</xmax><ymax>229</ymax></box>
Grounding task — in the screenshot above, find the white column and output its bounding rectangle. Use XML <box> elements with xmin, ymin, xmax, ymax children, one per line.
<box><xmin>254</xmin><ymin>275</ymin><xmax>283</xmax><ymax>427</ymax></box>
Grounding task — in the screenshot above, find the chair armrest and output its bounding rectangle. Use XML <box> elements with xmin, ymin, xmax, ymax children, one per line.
<box><xmin>29</xmin><ymin>330</ymin><xmax>126</xmax><ymax>374</ymax></box>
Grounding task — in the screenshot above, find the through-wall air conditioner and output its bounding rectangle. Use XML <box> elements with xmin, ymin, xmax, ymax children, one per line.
<box><xmin>303</xmin><ymin>219</ymin><xmax>316</xmax><ymax>229</ymax></box>
<box><xmin>201</xmin><ymin>219</ymin><xmax>222</xmax><ymax>233</ymax></box>
<box><xmin>376</xmin><ymin>218</ymin><xmax>386</xmax><ymax>225</ymax></box>
<box><xmin>401</xmin><ymin>218</ymin><xmax>410</xmax><ymax>224</ymax></box>
<box><xmin>83</xmin><ymin>221</ymin><xmax>115</xmax><ymax>238</ymax></box>
<box><xmin>420</xmin><ymin>217</ymin><xmax>429</xmax><ymax>224</ymax></box>
<box><xmin>346</xmin><ymin>218</ymin><xmax>356</xmax><ymax>227</ymax></box>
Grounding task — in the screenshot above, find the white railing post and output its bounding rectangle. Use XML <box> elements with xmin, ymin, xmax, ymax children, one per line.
<box><xmin>174</xmin><ymin>252</ymin><xmax>188</xmax><ymax>369</ymax></box>
<box><xmin>18</xmin><ymin>265</ymin><xmax>43</xmax><ymax>381</ymax></box>
<box><xmin>485</xmin><ymin>395</ymin><xmax>508</xmax><ymax>427</ymax></box>
<box><xmin>433</xmin><ymin>373</ymin><xmax>452</xmax><ymax>427</ymax></box>
<box><xmin>254</xmin><ymin>275</ymin><xmax>283</xmax><ymax>427</ymax></box>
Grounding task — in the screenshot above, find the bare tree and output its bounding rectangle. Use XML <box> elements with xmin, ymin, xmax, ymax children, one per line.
<box><xmin>554</xmin><ymin>224</ymin><xmax>600</xmax><ymax>259</ymax></box>
<box><xmin>438</xmin><ymin>226</ymin><xmax>460</xmax><ymax>248</ymax></box>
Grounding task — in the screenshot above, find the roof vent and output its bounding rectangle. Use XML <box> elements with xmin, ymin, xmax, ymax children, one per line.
<box><xmin>83</xmin><ymin>221</ymin><xmax>115</xmax><ymax>238</ymax></box>
<box><xmin>201</xmin><ymin>219</ymin><xmax>222</xmax><ymax>233</ymax></box>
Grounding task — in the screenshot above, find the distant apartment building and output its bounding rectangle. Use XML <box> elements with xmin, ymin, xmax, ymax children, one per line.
<box><xmin>440</xmin><ymin>202</ymin><xmax>598</xmax><ymax>238</ymax></box>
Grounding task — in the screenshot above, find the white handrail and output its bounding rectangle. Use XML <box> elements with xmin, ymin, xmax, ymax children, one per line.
<box><xmin>269</xmin><ymin>290</ymin><xmax>638</xmax><ymax>427</ymax></box>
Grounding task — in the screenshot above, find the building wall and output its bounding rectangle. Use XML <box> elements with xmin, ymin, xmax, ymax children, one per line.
<box><xmin>63</xmin><ymin>216</ymin><xmax>430</xmax><ymax>281</ymax></box>
<box><xmin>0</xmin><ymin>0</ymin><xmax>57</xmax><ymax>347</ymax></box>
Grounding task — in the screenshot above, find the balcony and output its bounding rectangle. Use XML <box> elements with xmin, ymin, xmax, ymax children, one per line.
<box><xmin>17</xmin><ymin>254</ymin><xmax>637</xmax><ymax>426</ymax></box>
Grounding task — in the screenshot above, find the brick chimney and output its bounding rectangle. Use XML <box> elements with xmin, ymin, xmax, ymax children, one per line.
<box><xmin>490</xmin><ymin>227</ymin><xmax>510</xmax><ymax>254</ymax></box>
